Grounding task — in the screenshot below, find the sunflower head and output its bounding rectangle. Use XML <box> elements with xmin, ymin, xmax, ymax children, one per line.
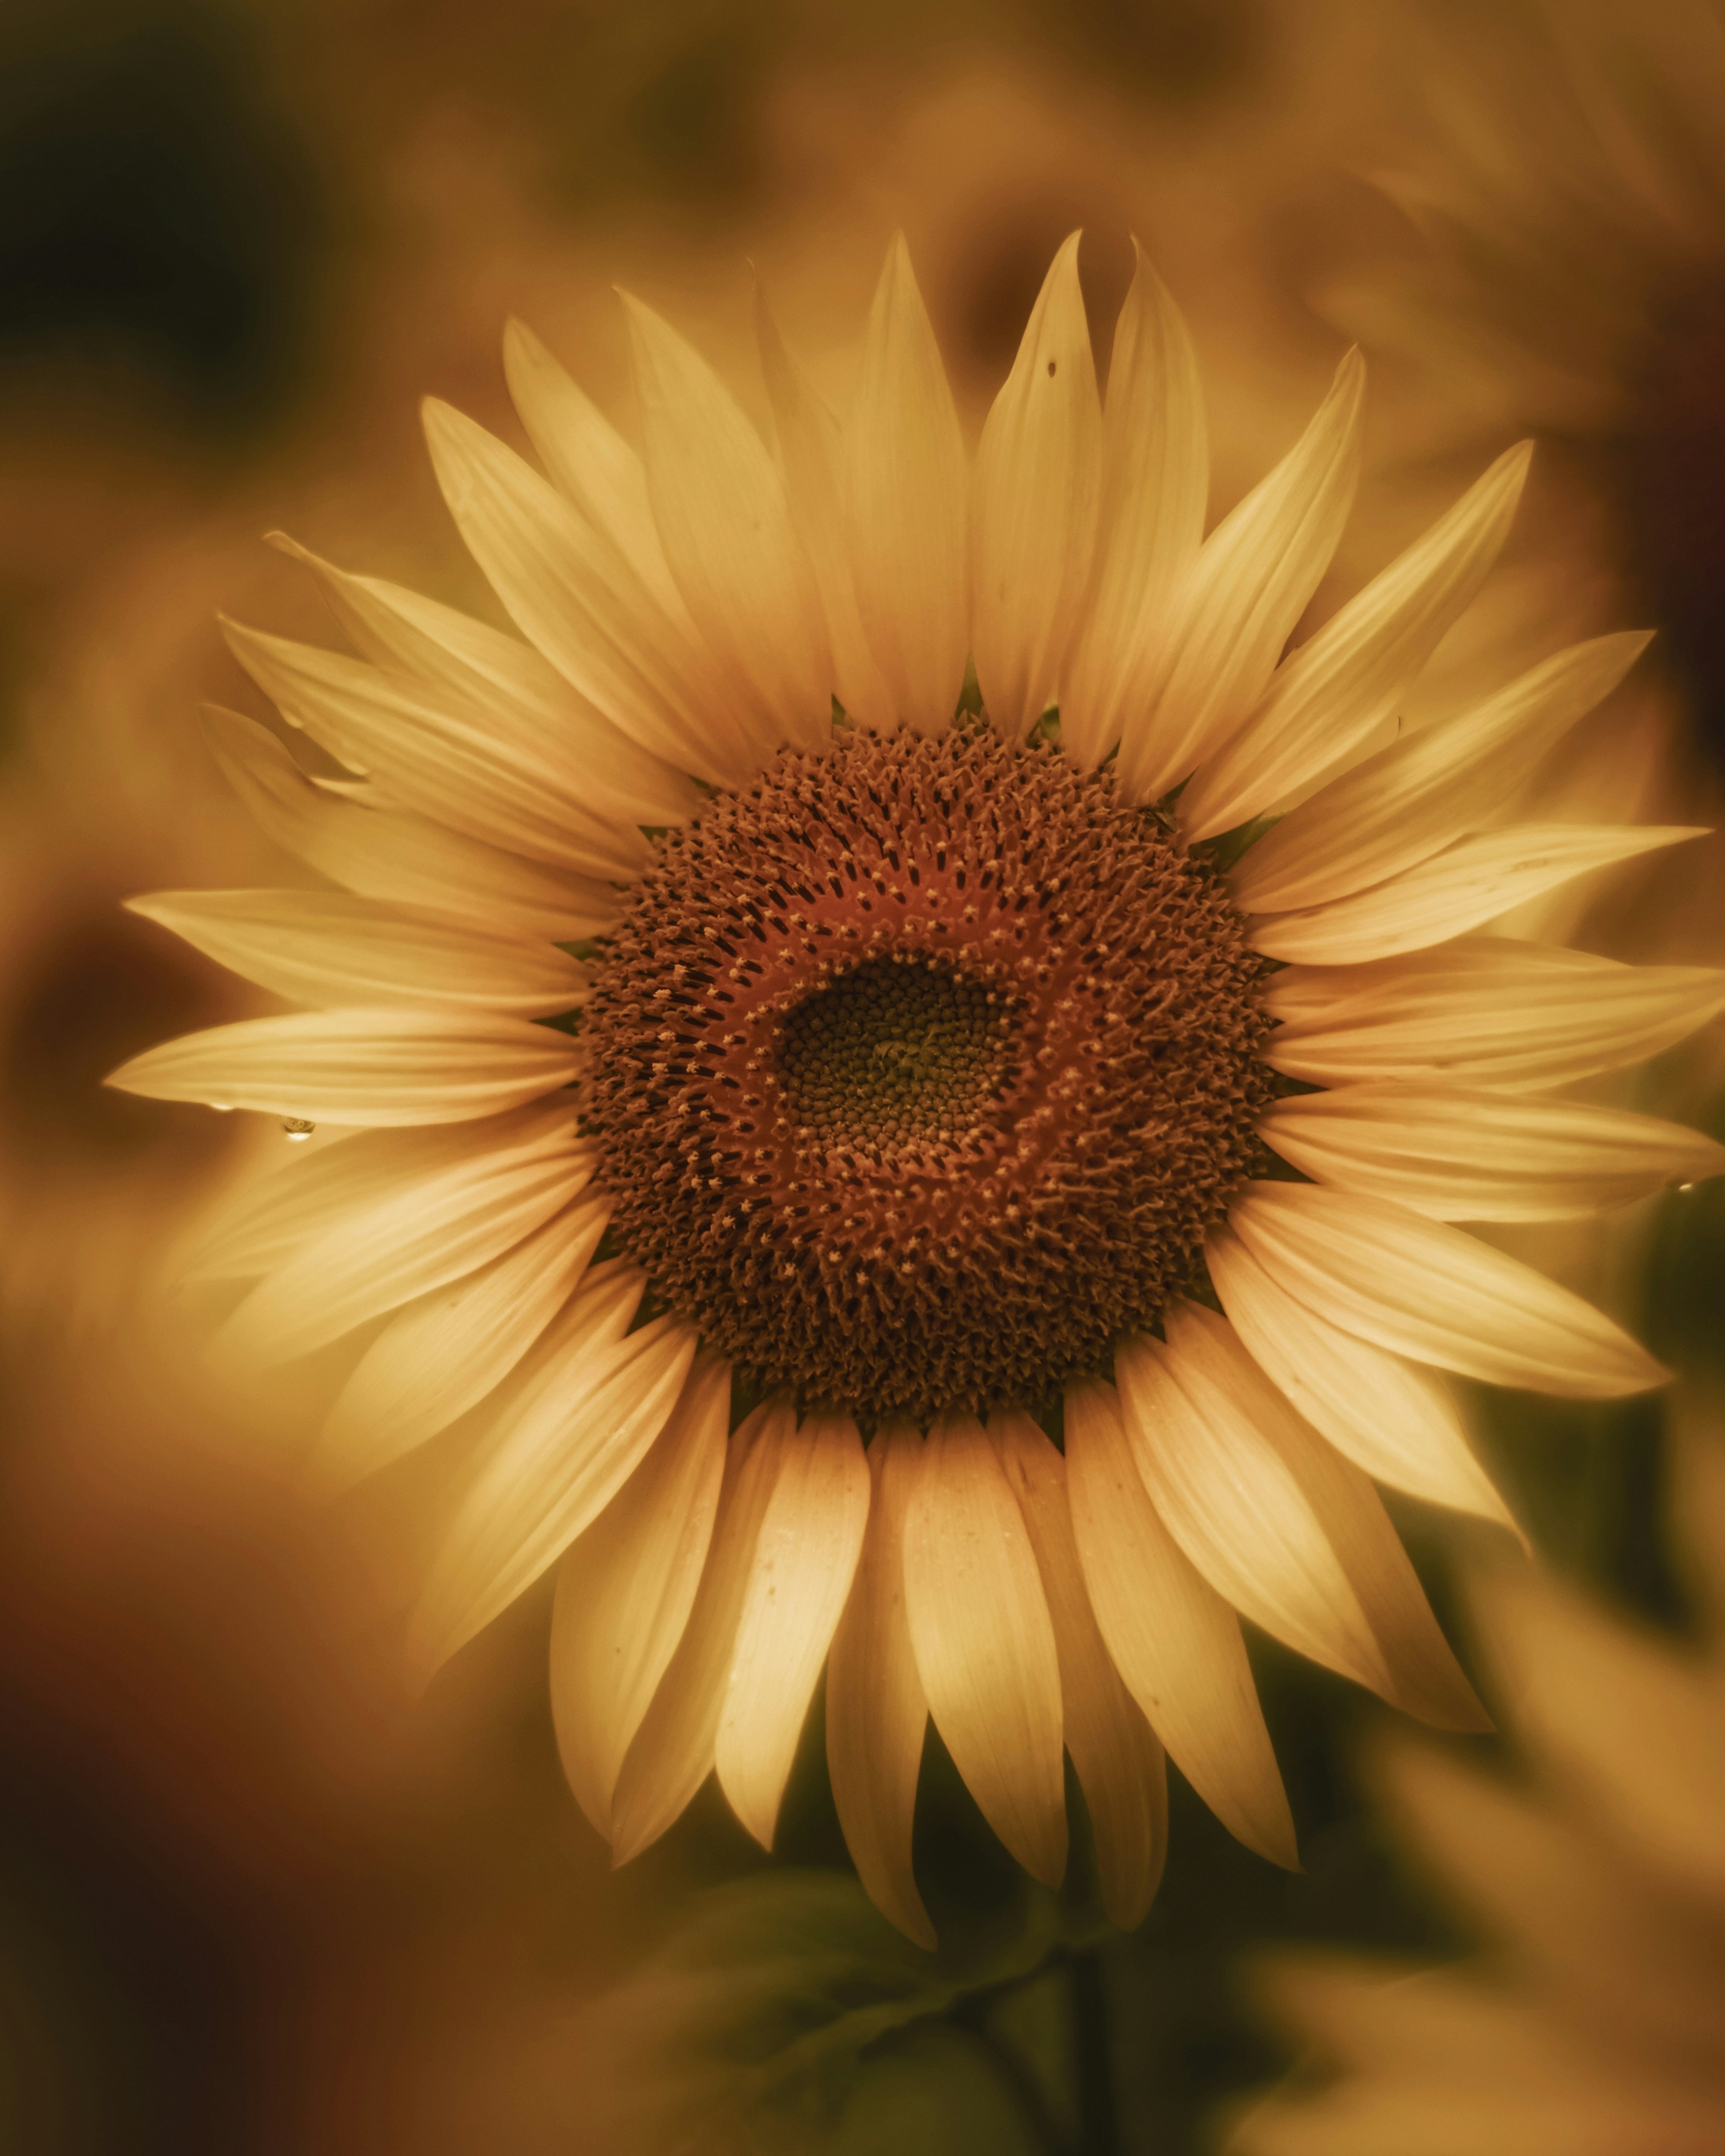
<box><xmin>106</xmin><ymin>229</ymin><xmax>1724</xmax><ymax>1948</ymax></box>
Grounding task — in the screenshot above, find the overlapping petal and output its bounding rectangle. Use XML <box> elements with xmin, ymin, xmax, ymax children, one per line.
<box><xmin>1263</xmin><ymin>938</ymin><xmax>1725</xmax><ymax>1090</ymax></box>
<box><xmin>1064</xmin><ymin>1378</ymin><xmax>1297</xmax><ymax>1867</ymax></box>
<box><xmin>1060</xmin><ymin>242</ymin><xmax>1206</xmax><ymax>772</ymax></box>
<box><xmin>1250</xmin><ymin>822</ymin><xmax>1705</xmax><ymax>964</ymax></box>
<box><xmin>1230</xmin><ymin>1181</ymin><xmax>1668</xmax><ymax>1396</ymax></box>
<box><xmin>411</xmin><ymin>1298</ymin><xmax>698</xmax><ymax>1680</ymax></box>
<box><xmin>222</xmin><ymin>619</ymin><xmax>652</xmax><ymax>879</ymax></box>
<box><xmin>844</xmin><ymin>236</ymin><xmax>969</xmax><ymax>736</ymax></box>
<box><xmin>1206</xmin><ymin>1224</ymin><xmax>1520</xmax><ymax>1533</ymax></box>
<box><xmin>201</xmin><ymin>709</ymin><xmax>619</xmax><ymax>942</ymax></box>
<box><xmin>1232</xmin><ymin>630</ymin><xmax>1650</xmax><ymax>911</ymax></box>
<box><xmin>1115</xmin><ymin>349</ymin><xmax>1365</xmax><ymax>807</ymax></box>
<box><xmin>1261</xmin><ymin>1083</ymin><xmax>1725</xmax><ymax>1219</ymax></box>
<box><xmin>610</xmin><ymin>1399</ymin><xmax>794</xmax><ymax>1864</ymax></box>
<box><xmin>969</xmin><ymin>232</ymin><xmax>1102</xmax><ymax>741</ymax></box>
<box><xmin>715</xmin><ymin>1410</ymin><xmax>871</xmax><ymax>1849</ymax></box>
<box><xmin>902</xmin><ymin>1413</ymin><xmax>1067</xmax><ymax>1886</ymax></box>
<box><xmin>317</xmin><ymin>1197</ymin><xmax>610</xmax><ymax>1485</ymax></box>
<box><xmin>549</xmin><ymin>1353</ymin><xmax>731</xmax><ymax>1838</ymax></box>
<box><xmin>826</xmin><ymin>1426</ymin><xmax>934</xmax><ymax>1947</ymax></box>
<box><xmin>1182</xmin><ymin>441</ymin><xmax>1533</xmax><ymax>841</ymax></box>
<box><xmin>623</xmin><ymin>292</ymin><xmax>832</xmax><ymax>751</ymax></box>
<box><xmin>993</xmin><ymin>1411</ymin><xmax>1168</xmax><ymax>1930</ymax></box>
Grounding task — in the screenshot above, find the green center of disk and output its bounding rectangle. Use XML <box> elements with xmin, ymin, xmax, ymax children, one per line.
<box><xmin>778</xmin><ymin>957</ymin><xmax>1014</xmax><ymax>1148</ymax></box>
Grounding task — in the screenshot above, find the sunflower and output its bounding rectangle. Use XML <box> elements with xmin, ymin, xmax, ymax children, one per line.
<box><xmin>109</xmin><ymin>233</ymin><xmax>1725</xmax><ymax>1947</ymax></box>
<box><xmin>1226</xmin><ymin>1416</ymin><xmax>1725</xmax><ymax>2156</ymax></box>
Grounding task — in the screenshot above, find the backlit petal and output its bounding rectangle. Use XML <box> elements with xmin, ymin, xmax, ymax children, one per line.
<box><xmin>826</xmin><ymin>1426</ymin><xmax>934</xmax><ymax>1948</ymax></box>
<box><xmin>1207</xmin><ymin>1224</ymin><xmax>1518</xmax><ymax>1534</ymax></box>
<box><xmin>993</xmin><ymin>1411</ymin><xmax>1168</xmax><ymax>1930</ymax></box>
<box><xmin>623</xmin><ymin>292</ymin><xmax>832</xmax><ymax>751</ymax></box>
<box><xmin>1061</xmin><ymin>243</ymin><xmax>1206</xmax><ymax>772</ymax></box>
<box><xmin>1230</xmin><ymin>1181</ymin><xmax>1668</xmax><ymax>1396</ymax></box>
<box><xmin>1260</xmin><ymin>1083</ymin><xmax>1725</xmax><ymax>1220</ymax></box>
<box><xmin>610</xmin><ymin>1399</ymin><xmax>795</xmax><ymax>1864</ymax></box>
<box><xmin>316</xmin><ymin>1196</ymin><xmax>610</xmax><ymax>1485</ymax></box>
<box><xmin>845</xmin><ymin>236</ymin><xmax>969</xmax><ymax>737</ymax></box>
<box><xmin>1182</xmin><ymin>442</ymin><xmax>1532</xmax><ymax>841</ymax></box>
<box><xmin>715</xmin><ymin>1410</ymin><xmax>871</xmax><ymax>1849</ymax></box>
<box><xmin>1232</xmin><ymin>630</ymin><xmax>1650</xmax><ymax>911</ymax></box>
<box><xmin>969</xmin><ymin>232</ymin><xmax>1102</xmax><ymax>741</ymax></box>
<box><xmin>902</xmin><ymin>1412</ymin><xmax>1067</xmax><ymax>1886</ymax></box>
<box><xmin>1064</xmin><ymin>1377</ymin><xmax>1296</xmax><ymax>1867</ymax></box>
<box><xmin>1250</xmin><ymin>822</ymin><xmax>1706</xmax><ymax>964</ymax></box>
<box><xmin>1263</xmin><ymin>938</ymin><xmax>1725</xmax><ymax>1092</ymax></box>
<box><xmin>1115</xmin><ymin>349</ymin><xmax>1365</xmax><ymax>807</ymax></box>
<box><xmin>549</xmin><ymin>1353</ymin><xmax>730</xmax><ymax>1837</ymax></box>
<box><xmin>107</xmin><ymin>1007</ymin><xmax>583</xmax><ymax>1126</ymax></box>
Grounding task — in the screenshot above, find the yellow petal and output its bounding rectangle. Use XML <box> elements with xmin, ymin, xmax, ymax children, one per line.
<box><xmin>1182</xmin><ymin>442</ymin><xmax>1532</xmax><ymax>841</ymax></box>
<box><xmin>755</xmin><ymin>277</ymin><xmax>896</xmax><ymax>731</ymax></box>
<box><xmin>127</xmin><ymin>889</ymin><xmax>585</xmax><ymax>1016</ymax></box>
<box><xmin>1259</xmin><ymin>1082</ymin><xmax>1725</xmax><ymax>1220</ymax></box>
<box><xmin>222</xmin><ymin>619</ymin><xmax>650</xmax><ymax>879</ymax></box>
<box><xmin>500</xmin><ymin>318</ymin><xmax>690</xmax><ymax>622</ymax></box>
<box><xmin>1263</xmin><ymin>937</ymin><xmax>1725</xmax><ymax>1092</ymax></box>
<box><xmin>610</xmin><ymin>1398</ymin><xmax>795</xmax><ymax>1864</ymax></box>
<box><xmin>1145</xmin><ymin>1307</ymin><xmax>1488</xmax><ymax>1732</ymax></box>
<box><xmin>1063</xmin><ymin>1376</ymin><xmax>1296</xmax><ymax>1867</ymax></box>
<box><xmin>410</xmin><ymin>1310</ymin><xmax>698</xmax><ymax>1680</ymax></box>
<box><xmin>1229</xmin><ymin>1181</ymin><xmax>1668</xmax><ymax>1396</ymax></box>
<box><xmin>316</xmin><ymin>1196</ymin><xmax>610</xmax><ymax>1485</ymax></box>
<box><xmin>1250</xmin><ymin>823</ymin><xmax>1707</xmax><ymax>964</ymax></box>
<box><xmin>200</xmin><ymin>709</ymin><xmax>619</xmax><ymax>943</ymax></box>
<box><xmin>969</xmin><ymin>232</ymin><xmax>1102</xmax><ymax>741</ymax></box>
<box><xmin>179</xmin><ymin>1104</ymin><xmax>567</xmax><ymax>1281</ymax></box>
<box><xmin>1061</xmin><ymin>243</ymin><xmax>1206</xmax><ymax>772</ymax></box>
<box><xmin>1206</xmin><ymin>1224</ymin><xmax>1518</xmax><ymax>1535</ymax></box>
<box><xmin>548</xmin><ymin>1353</ymin><xmax>731</xmax><ymax>1837</ymax></box>
<box><xmin>825</xmin><ymin>1425</ymin><xmax>934</xmax><ymax>1948</ymax></box>
<box><xmin>216</xmin><ymin>1126</ymin><xmax>593</xmax><ymax>1365</ymax></box>
<box><xmin>1115</xmin><ymin>349</ymin><xmax>1365</xmax><ymax>807</ymax></box>
<box><xmin>715</xmin><ymin>1410</ymin><xmax>871</xmax><ymax>1849</ymax></box>
<box><xmin>992</xmin><ymin>1411</ymin><xmax>1168</xmax><ymax>1930</ymax></box>
<box><xmin>267</xmin><ymin>530</ymin><xmax>694</xmax><ymax>828</ymax></box>
<box><xmin>1232</xmin><ymin>629</ymin><xmax>1650</xmax><ymax>911</ymax></box>
<box><xmin>902</xmin><ymin>1411</ymin><xmax>1067</xmax><ymax>1886</ymax></box>
<box><xmin>107</xmin><ymin>1007</ymin><xmax>583</xmax><ymax>1126</ymax></box>
<box><xmin>622</xmin><ymin>291</ymin><xmax>832</xmax><ymax>751</ymax></box>
<box><xmin>845</xmin><ymin>235</ymin><xmax>969</xmax><ymax>737</ymax></box>
<box><xmin>1115</xmin><ymin>1323</ymin><xmax>1394</xmax><ymax>1700</ymax></box>
<box><xmin>422</xmin><ymin>397</ymin><xmax>758</xmax><ymax>785</ymax></box>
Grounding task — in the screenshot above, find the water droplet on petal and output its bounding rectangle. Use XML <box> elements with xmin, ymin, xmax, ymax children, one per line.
<box><xmin>282</xmin><ymin>1118</ymin><xmax>316</xmax><ymax>1141</ymax></box>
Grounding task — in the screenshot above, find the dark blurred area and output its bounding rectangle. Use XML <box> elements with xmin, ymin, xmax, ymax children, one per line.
<box><xmin>0</xmin><ymin>1</ymin><xmax>1720</xmax><ymax>2152</ymax></box>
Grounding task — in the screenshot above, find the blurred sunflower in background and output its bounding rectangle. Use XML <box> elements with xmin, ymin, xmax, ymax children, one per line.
<box><xmin>1227</xmin><ymin>1406</ymin><xmax>1725</xmax><ymax>2156</ymax></box>
<box><xmin>110</xmin><ymin>221</ymin><xmax>1725</xmax><ymax>1949</ymax></box>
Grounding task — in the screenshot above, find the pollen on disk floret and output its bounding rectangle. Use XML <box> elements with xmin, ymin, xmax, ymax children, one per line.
<box><xmin>582</xmin><ymin>725</ymin><xmax>1272</xmax><ymax>1419</ymax></box>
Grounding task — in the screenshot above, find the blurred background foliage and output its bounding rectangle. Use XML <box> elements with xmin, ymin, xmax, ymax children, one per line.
<box><xmin>0</xmin><ymin>1</ymin><xmax>1720</xmax><ymax>2152</ymax></box>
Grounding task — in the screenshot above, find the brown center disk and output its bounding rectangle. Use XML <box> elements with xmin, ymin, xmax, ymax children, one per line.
<box><xmin>581</xmin><ymin>726</ymin><xmax>1271</xmax><ymax>1419</ymax></box>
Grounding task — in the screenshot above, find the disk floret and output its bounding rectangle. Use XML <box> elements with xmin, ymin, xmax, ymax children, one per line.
<box><xmin>583</xmin><ymin>728</ymin><xmax>1272</xmax><ymax>1418</ymax></box>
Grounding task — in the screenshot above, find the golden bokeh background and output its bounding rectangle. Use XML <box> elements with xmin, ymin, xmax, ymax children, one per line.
<box><xmin>2</xmin><ymin>3</ymin><xmax>1722</xmax><ymax>2150</ymax></box>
